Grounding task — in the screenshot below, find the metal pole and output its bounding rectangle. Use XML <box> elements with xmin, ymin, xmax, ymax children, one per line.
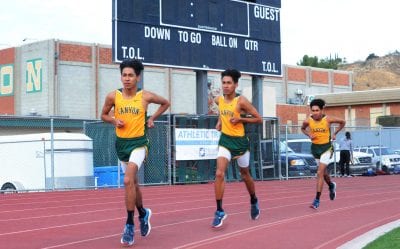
<box><xmin>379</xmin><ymin>126</ymin><xmax>382</xmax><ymax>171</ymax></box>
<box><xmin>117</xmin><ymin>160</ymin><xmax>121</xmax><ymax>188</ymax></box>
<box><xmin>167</xmin><ymin>114</ymin><xmax>172</xmax><ymax>185</ymax></box>
<box><xmin>196</xmin><ymin>70</ymin><xmax>208</xmax><ymax>115</ymax></box>
<box><xmin>51</xmin><ymin>119</ymin><xmax>55</xmax><ymax>190</ymax></box>
<box><xmin>251</xmin><ymin>76</ymin><xmax>263</xmax><ymax>115</ymax></box>
<box><xmin>172</xmin><ymin>115</ymin><xmax>177</xmax><ymax>184</ymax></box>
<box><xmin>285</xmin><ymin>125</ymin><xmax>288</xmax><ymax>180</ymax></box>
<box><xmin>43</xmin><ymin>138</ymin><xmax>47</xmax><ymax>190</ymax></box>
<box><xmin>333</xmin><ymin>126</ymin><xmax>337</xmax><ymax>177</ymax></box>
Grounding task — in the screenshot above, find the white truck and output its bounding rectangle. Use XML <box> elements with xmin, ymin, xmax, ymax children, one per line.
<box><xmin>0</xmin><ymin>133</ymin><xmax>94</xmax><ymax>192</ymax></box>
<box><xmin>354</xmin><ymin>146</ymin><xmax>400</xmax><ymax>174</ymax></box>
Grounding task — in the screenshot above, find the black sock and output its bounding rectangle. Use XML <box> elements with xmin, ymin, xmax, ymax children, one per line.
<box><xmin>137</xmin><ymin>206</ymin><xmax>146</xmax><ymax>218</ymax></box>
<box><xmin>126</xmin><ymin>210</ymin><xmax>134</xmax><ymax>225</ymax></box>
<box><xmin>250</xmin><ymin>194</ymin><xmax>258</xmax><ymax>204</ymax></box>
<box><xmin>216</xmin><ymin>199</ymin><xmax>223</xmax><ymax>211</ymax></box>
<box><xmin>315</xmin><ymin>192</ymin><xmax>321</xmax><ymax>200</ymax></box>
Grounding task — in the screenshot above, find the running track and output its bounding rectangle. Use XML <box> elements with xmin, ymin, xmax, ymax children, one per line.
<box><xmin>1</xmin><ymin>175</ymin><xmax>399</xmax><ymax>249</ymax></box>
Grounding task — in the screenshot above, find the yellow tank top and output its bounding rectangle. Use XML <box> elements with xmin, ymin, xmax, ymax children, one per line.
<box><xmin>114</xmin><ymin>89</ymin><xmax>146</xmax><ymax>138</ymax></box>
<box><xmin>219</xmin><ymin>96</ymin><xmax>244</xmax><ymax>136</ymax></box>
<box><xmin>308</xmin><ymin>116</ymin><xmax>330</xmax><ymax>144</ymax></box>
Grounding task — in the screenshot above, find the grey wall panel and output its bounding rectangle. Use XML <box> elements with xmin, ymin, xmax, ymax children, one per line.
<box><xmin>98</xmin><ymin>65</ymin><xmax>120</xmax><ymax>117</ymax></box>
<box><xmin>171</xmin><ymin>70</ymin><xmax>196</xmax><ymax>114</ymax></box>
<box><xmin>58</xmin><ymin>63</ymin><xmax>94</xmax><ymax>118</ymax></box>
<box><xmin>18</xmin><ymin>40</ymin><xmax>54</xmax><ymax>116</ymax></box>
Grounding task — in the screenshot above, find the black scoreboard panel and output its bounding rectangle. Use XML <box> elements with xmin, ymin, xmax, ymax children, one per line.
<box><xmin>113</xmin><ymin>0</ymin><xmax>281</xmax><ymax>76</ymax></box>
<box><xmin>161</xmin><ymin>0</ymin><xmax>249</xmax><ymax>36</ymax></box>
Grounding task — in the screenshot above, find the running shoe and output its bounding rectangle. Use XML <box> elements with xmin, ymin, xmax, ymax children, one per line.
<box><xmin>250</xmin><ymin>201</ymin><xmax>260</xmax><ymax>220</ymax></box>
<box><xmin>139</xmin><ymin>208</ymin><xmax>152</xmax><ymax>237</ymax></box>
<box><xmin>329</xmin><ymin>182</ymin><xmax>337</xmax><ymax>200</ymax></box>
<box><xmin>120</xmin><ymin>224</ymin><xmax>134</xmax><ymax>246</ymax></box>
<box><xmin>212</xmin><ymin>210</ymin><xmax>227</xmax><ymax>228</ymax></box>
<box><xmin>310</xmin><ymin>198</ymin><xmax>320</xmax><ymax>209</ymax></box>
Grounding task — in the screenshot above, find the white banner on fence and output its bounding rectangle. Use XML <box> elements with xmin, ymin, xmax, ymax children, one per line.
<box><xmin>175</xmin><ymin>128</ymin><xmax>221</xmax><ymax>160</ymax></box>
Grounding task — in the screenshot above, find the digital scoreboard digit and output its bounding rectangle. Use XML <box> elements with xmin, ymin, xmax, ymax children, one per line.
<box><xmin>113</xmin><ymin>0</ymin><xmax>281</xmax><ymax>76</ymax></box>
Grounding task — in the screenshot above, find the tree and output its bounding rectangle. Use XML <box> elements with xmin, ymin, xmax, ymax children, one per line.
<box><xmin>366</xmin><ymin>53</ymin><xmax>379</xmax><ymax>61</ymax></box>
<box><xmin>297</xmin><ymin>54</ymin><xmax>344</xmax><ymax>69</ymax></box>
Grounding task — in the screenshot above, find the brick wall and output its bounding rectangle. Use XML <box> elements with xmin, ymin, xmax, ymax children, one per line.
<box><xmin>389</xmin><ymin>103</ymin><xmax>400</xmax><ymax>115</ymax></box>
<box><xmin>0</xmin><ymin>47</ymin><xmax>15</xmax><ymax>64</ymax></box>
<box><xmin>287</xmin><ymin>67</ymin><xmax>306</xmax><ymax>82</ymax></box>
<box><xmin>99</xmin><ymin>47</ymin><xmax>113</xmax><ymax>65</ymax></box>
<box><xmin>276</xmin><ymin>103</ymin><xmax>400</xmax><ymax>128</ymax></box>
<box><xmin>324</xmin><ymin>106</ymin><xmax>346</xmax><ymax>119</ymax></box>
<box><xmin>333</xmin><ymin>72</ymin><xmax>350</xmax><ymax>86</ymax></box>
<box><xmin>311</xmin><ymin>70</ymin><xmax>328</xmax><ymax>84</ymax></box>
<box><xmin>276</xmin><ymin>104</ymin><xmax>308</xmax><ymax>125</ymax></box>
<box><xmin>59</xmin><ymin>44</ymin><xmax>92</xmax><ymax>62</ymax></box>
<box><xmin>0</xmin><ymin>47</ymin><xmax>15</xmax><ymax>114</ymax></box>
<box><xmin>0</xmin><ymin>97</ymin><xmax>14</xmax><ymax>114</ymax></box>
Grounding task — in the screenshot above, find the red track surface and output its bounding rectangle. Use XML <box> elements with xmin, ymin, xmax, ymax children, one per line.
<box><xmin>1</xmin><ymin>175</ymin><xmax>399</xmax><ymax>249</ymax></box>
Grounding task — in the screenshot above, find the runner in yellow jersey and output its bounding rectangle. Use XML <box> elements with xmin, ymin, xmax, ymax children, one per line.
<box><xmin>101</xmin><ymin>59</ymin><xmax>170</xmax><ymax>246</ymax></box>
<box><xmin>301</xmin><ymin>98</ymin><xmax>345</xmax><ymax>209</ymax></box>
<box><xmin>211</xmin><ymin>69</ymin><xmax>262</xmax><ymax>228</ymax></box>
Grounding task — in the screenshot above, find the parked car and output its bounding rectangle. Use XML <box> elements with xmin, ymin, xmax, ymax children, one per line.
<box><xmin>260</xmin><ymin>141</ymin><xmax>316</xmax><ymax>178</ymax></box>
<box><xmin>354</xmin><ymin>146</ymin><xmax>400</xmax><ymax>174</ymax></box>
<box><xmin>279</xmin><ymin>142</ymin><xmax>316</xmax><ymax>177</ymax></box>
<box><xmin>285</xmin><ymin>139</ymin><xmax>374</xmax><ymax>175</ymax></box>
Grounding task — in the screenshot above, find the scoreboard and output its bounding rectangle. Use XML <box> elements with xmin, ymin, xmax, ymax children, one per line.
<box><xmin>112</xmin><ymin>0</ymin><xmax>281</xmax><ymax>76</ymax></box>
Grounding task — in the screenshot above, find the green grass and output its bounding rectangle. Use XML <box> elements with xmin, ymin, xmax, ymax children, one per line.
<box><xmin>363</xmin><ymin>227</ymin><xmax>400</xmax><ymax>249</ymax></box>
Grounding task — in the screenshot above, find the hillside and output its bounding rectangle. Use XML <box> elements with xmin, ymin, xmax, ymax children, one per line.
<box><xmin>338</xmin><ymin>53</ymin><xmax>400</xmax><ymax>91</ymax></box>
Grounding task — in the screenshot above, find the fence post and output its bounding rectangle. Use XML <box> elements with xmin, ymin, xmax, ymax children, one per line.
<box><xmin>284</xmin><ymin>125</ymin><xmax>288</xmax><ymax>180</ymax></box>
<box><xmin>50</xmin><ymin>118</ymin><xmax>55</xmax><ymax>190</ymax></box>
<box><xmin>167</xmin><ymin>114</ymin><xmax>172</xmax><ymax>185</ymax></box>
<box><xmin>378</xmin><ymin>125</ymin><xmax>382</xmax><ymax>171</ymax></box>
<box><xmin>42</xmin><ymin>138</ymin><xmax>47</xmax><ymax>190</ymax></box>
<box><xmin>117</xmin><ymin>160</ymin><xmax>121</xmax><ymax>188</ymax></box>
<box><xmin>333</xmin><ymin>126</ymin><xmax>337</xmax><ymax>177</ymax></box>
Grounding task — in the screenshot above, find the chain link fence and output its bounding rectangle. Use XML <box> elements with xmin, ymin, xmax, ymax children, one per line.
<box><xmin>2</xmin><ymin>115</ymin><xmax>398</xmax><ymax>193</ymax></box>
<box><xmin>172</xmin><ymin>115</ymin><xmax>218</xmax><ymax>184</ymax></box>
<box><xmin>84</xmin><ymin>116</ymin><xmax>171</xmax><ymax>187</ymax></box>
<box><xmin>279</xmin><ymin>124</ymin><xmax>400</xmax><ymax>177</ymax></box>
<box><xmin>172</xmin><ymin>115</ymin><xmax>275</xmax><ymax>184</ymax></box>
<box><xmin>0</xmin><ymin>116</ymin><xmax>92</xmax><ymax>193</ymax></box>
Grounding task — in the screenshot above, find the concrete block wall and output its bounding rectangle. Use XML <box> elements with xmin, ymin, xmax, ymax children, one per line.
<box><xmin>17</xmin><ymin>40</ymin><xmax>55</xmax><ymax>116</ymax></box>
<box><xmin>0</xmin><ymin>39</ymin><xmax>356</xmax><ymax>121</ymax></box>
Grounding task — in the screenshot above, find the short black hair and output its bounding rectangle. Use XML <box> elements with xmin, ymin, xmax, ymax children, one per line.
<box><xmin>310</xmin><ymin>98</ymin><xmax>325</xmax><ymax>109</ymax></box>
<box><xmin>119</xmin><ymin>59</ymin><xmax>144</xmax><ymax>76</ymax></box>
<box><xmin>221</xmin><ymin>69</ymin><xmax>241</xmax><ymax>83</ymax></box>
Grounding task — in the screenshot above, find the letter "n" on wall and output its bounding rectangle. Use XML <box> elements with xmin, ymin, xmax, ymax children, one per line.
<box><xmin>26</xmin><ymin>59</ymin><xmax>42</xmax><ymax>93</ymax></box>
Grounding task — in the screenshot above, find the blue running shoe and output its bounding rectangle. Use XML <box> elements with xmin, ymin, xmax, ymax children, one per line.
<box><xmin>310</xmin><ymin>199</ymin><xmax>320</xmax><ymax>209</ymax></box>
<box><xmin>139</xmin><ymin>208</ymin><xmax>152</xmax><ymax>237</ymax></box>
<box><xmin>212</xmin><ymin>210</ymin><xmax>227</xmax><ymax>228</ymax></box>
<box><xmin>120</xmin><ymin>224</ymin><xmax>134</xmax><ymax>246</ymax></box>
<box><xmin>251</xmin><ymin>201</ymin><xmax>260</xmax><ymax>220</ymax></box>
<box><xmin>329</xmin><ymin>182</ymin><xmax>337</xmax><ymax>200</ymax></box>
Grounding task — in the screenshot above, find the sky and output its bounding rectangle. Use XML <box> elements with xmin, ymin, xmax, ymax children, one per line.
<box><xmin>0</xmin><ymin>0</ymin><xmax>399</xmax><ymax>65</ymax></box>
